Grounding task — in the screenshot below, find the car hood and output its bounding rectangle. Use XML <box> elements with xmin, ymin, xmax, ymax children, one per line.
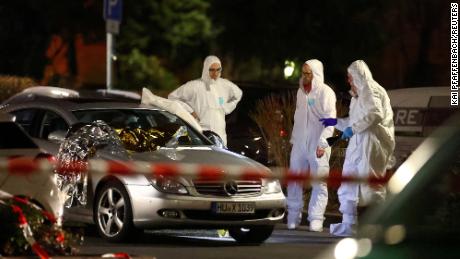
<box><xmin>130</xmin><ymin>146</ymin><xmax>268</xmax><ymax>170</ymax></box>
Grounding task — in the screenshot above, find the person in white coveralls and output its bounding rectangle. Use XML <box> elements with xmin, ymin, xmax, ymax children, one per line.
<box><xmin>287</xmin><ymin>59</ymin><xmax>336</xmax><ymax>232</ymax></box>
<box><xmin>168</xmin><ymin>55</ymin><xmax>242</xmax><ymax>146</ymax></box>
<box><xmin>320</xmin><ymin>60</ymin><xmax>395</xmax><ymax>236</ymax></box>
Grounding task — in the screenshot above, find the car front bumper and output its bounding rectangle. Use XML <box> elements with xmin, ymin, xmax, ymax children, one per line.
<box><xmin>126</xmin><ymin>184</ymin><xmax>286</xmax><ymax>229</ymax></box>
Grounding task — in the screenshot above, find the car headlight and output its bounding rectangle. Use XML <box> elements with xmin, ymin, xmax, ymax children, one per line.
<box><xmin>265</xmin><ymin>179</ymin><xmax>282</xmax><ymax>194</ymax></box>
<box><xmin>150</xmin><ymin>176</ymin><xmax>188</xmax><ymax>195</ymax></box>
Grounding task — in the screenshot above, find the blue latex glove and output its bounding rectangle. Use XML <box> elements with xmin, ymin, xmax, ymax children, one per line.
<box><xmin>319</xmin><ymin>118</ymin><xmax>337</xmax><ymax>127</ymax></box>
<box><xmin>341</xmin><ymin>127</ymin><xmax>354</xmax><ymax>139</ymax></box>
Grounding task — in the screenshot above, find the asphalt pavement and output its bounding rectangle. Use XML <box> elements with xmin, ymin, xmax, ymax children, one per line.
<box><xmin>280</xmin><ymin>211</ymin><xmax>342</xmax><ymax>228</ymax></box>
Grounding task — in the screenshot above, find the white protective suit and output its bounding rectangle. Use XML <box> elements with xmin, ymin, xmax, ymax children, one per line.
<box><xmin>168</xmin><ymin>56</ymin><xmax>242</xmax><ymax>145</ymax></box>
<box><xmin>287</xmin><ymin>59</ymin><xmax>336</xmax><ymax>228</ymax></box>
<box><xmin>330</xmin><ymin>60</ymin><xmax>395</xmax><ymax>236</ymax></box>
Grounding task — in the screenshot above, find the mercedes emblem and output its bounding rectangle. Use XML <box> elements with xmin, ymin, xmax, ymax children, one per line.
<box><xmin>224</xmin><ymin>181</ymin><xmax>239</xmax><ymax>195</ymax></box>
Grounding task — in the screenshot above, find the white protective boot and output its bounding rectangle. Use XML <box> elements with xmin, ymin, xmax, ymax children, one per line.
<box><xmin>309</xmin><ymin>219</ymin><xmax>324</xmax><ymax>232</ymax></box>
<box><xmin>287</xmin><ymin>211</ymin><xmax>302</xmax><ymax>230</ymax></box>
<box><xmin>329</xmin><ymin>222</ymin><xmax>356</xmax><ymax>236</ymax></box>
<box><xmin>330</xmin><ymin>200</ymin><xmax>358</xmax><ymax>236</ymax></box>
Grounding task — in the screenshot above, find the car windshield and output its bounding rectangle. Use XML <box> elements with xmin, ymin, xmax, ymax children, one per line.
<box><xmin>72</xmin><ymin>108</ymin><xmax>211</xmax><ymax>147</ymax></box>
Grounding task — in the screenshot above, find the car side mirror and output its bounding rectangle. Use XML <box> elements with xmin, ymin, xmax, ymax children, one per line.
<box><xmin>48</xmin><ymin>130</ymin><xmax>67</xmax><ymax>143</ymax></box>
<box><xmin>202</xmin><ymin>130</ymin><xmax>226</xmax><ymax>149</ymax></box>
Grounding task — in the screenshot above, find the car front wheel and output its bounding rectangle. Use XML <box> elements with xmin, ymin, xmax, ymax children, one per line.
<box><xmin>95</xmin><ymin>181</ymin><xmax>136</xmax><ymax>242</ymax></box>
<box><xmin>228</xmin><ymin>225</ymin><xmax>275</xmax><ymax>244</ymax></box>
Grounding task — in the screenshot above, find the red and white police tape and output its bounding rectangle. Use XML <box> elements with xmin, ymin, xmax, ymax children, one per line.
<box><xmin>0</xmin><ymin>193</ymin><xmax>56</xmax><ymax>259</ymax></box>
<box><xmin>0</xmin><ymin>156</ymin><xmax>391</xmax><ymax>186</ymax></box>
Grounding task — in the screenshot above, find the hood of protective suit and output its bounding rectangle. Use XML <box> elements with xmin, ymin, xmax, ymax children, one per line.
<box><xmin>201</xmin><ymin>55</ymin><xmax>221</xmax><ymax>85</ymax></box>
<box><xmin>347</xmin><ymin>60</ymin><xmax>374</xmax><ymax>97</ymax></box>
<box><xmin>291</xmin><ymin>58</ymin><xmax>336</xmax><ymax>148</ymax></box>
<box><xmin>299</xmin><ymin>59</ymin><xmax>324</xmax><ymax>90</ymax></box>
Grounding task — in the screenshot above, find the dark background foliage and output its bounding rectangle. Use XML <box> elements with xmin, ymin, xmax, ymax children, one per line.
<box><xmin>0</xmin><ymin>0</ymin><xmax>451</xmax><ymax>92</ymax></box>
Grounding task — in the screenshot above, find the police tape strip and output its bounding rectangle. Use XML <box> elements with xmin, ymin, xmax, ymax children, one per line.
<box><xmin>0</xmin><ymin>157</ymin><xmax>391</xmax><ymax>185</ymax></box>
<box><xmin>0</xmin><ymin>194</ymin><xmax>51</xmax><ymax>259</ymax></box>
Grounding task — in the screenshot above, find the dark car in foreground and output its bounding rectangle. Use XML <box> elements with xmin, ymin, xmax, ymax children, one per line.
<box><xmin>316</xmin><ymin>111</ymin><xmax>460</xmax><ymax>259</ymax></box>
<box><xmin>0</xmin><ymin>86</ymin><xmax>286</xmax><ymax>243</ymax></box>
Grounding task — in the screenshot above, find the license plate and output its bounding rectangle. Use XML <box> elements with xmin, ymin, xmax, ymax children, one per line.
<box><xmin>212</xmin><ymin>202</ymin><xmax>256</xmax><ymax>214</ymax></box>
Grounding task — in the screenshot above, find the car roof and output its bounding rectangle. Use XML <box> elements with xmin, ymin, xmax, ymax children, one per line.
<box><xmin>2</xmin><ymin>86</ymin><xmax>160</xmax><ymax>111</ymax></box>
<box><xmin>387</xmin><ymin>86</ymin><xmax>450</xmax><ymax>107</ymax></box>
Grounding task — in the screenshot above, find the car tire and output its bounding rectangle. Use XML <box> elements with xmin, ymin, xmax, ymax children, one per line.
<box><xmin>228</xmin><ymin>225</ymin><xmax>275</xmax><ymax>244</ymax></box>
<box><xmin>94</xmin><ymin>180</ymin><xmax>136</xmax><ymax>242</ymax></box>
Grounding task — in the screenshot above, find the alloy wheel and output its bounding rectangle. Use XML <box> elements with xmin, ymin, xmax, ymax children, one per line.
<box><xmin>97</xmin><ymin>187</ymin><xmax>126</xmax><ymax>237</ymax></box>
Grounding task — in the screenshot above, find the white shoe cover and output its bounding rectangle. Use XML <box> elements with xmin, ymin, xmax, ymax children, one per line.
<box><xmin>287</xmin><ymin>212</ymin><xmax>302</xmax><ymax>229</ymax></box>
<box><xmin>330</xmin><ymin>222</ymin><xmax>356</xmax><ymax>236</ymax></box>
<box><xmin>287</xmin><ymin>223</ymin><xmax>297</xmax><ymax>230</ymax></box>
<box><xmin>309</xmin><ymin>220</ymin><xmax>323</xmax><ymax>232</ymax></box>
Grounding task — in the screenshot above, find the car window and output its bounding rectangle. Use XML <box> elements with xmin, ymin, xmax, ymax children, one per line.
<box><xmin>72</xmin><ymin>108</ymin><xmax>210</xmax><ymax>147</ymax></box>
<box><xmin>39</xmin><ymin>111</ymin><xmax>69</xmax><ymax>140</ymax></box>
<box><xmin>0</xmin><ymin>122</ymin><xmax>38</xmax><ymax>149</ymax></box>
<box><xmin>10</xmin><ymin>109</ymin><xmax>37</xmax><ymax>136</ymax></box>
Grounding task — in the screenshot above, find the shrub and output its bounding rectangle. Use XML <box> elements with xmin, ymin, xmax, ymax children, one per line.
<box><xmin>0</xmin><ymin>76</ymin><xmax>37</xmax><ymax>102</ymax></box>
<box><xmin>117</xmin><ymin>49</ymin><xmax>179</xmax><ymax>93</ymax></box>
<box><xmin>0</xmin><ymin>197</ymin><xmax>81</xmax><ymax>256</ymax></box>
<box><xmin>249</xmin><ymin>92</ymin><xmax>296</xmax><ymax>168</ymax></box>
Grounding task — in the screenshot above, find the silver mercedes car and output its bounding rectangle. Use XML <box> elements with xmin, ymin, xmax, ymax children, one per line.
<box><xmin>0</xmin><ymin>87</ymin><xmax>286</xmax><ymax>243</ymax></box>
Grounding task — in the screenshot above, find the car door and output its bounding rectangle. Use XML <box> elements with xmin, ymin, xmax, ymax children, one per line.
<box><xmin>0</xmin><ymin>119</ymin><xmax>41</xmax><ymax>188</ymax></box>
<box><xmin>10</xmin><ymin>108</ymin><xmax>70</xmax><ymax>155</ymax></box>
<box><xmin>35</xmin><ymin>110</ymin><xmax>70</xmax><ymax>155</ymax></box>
